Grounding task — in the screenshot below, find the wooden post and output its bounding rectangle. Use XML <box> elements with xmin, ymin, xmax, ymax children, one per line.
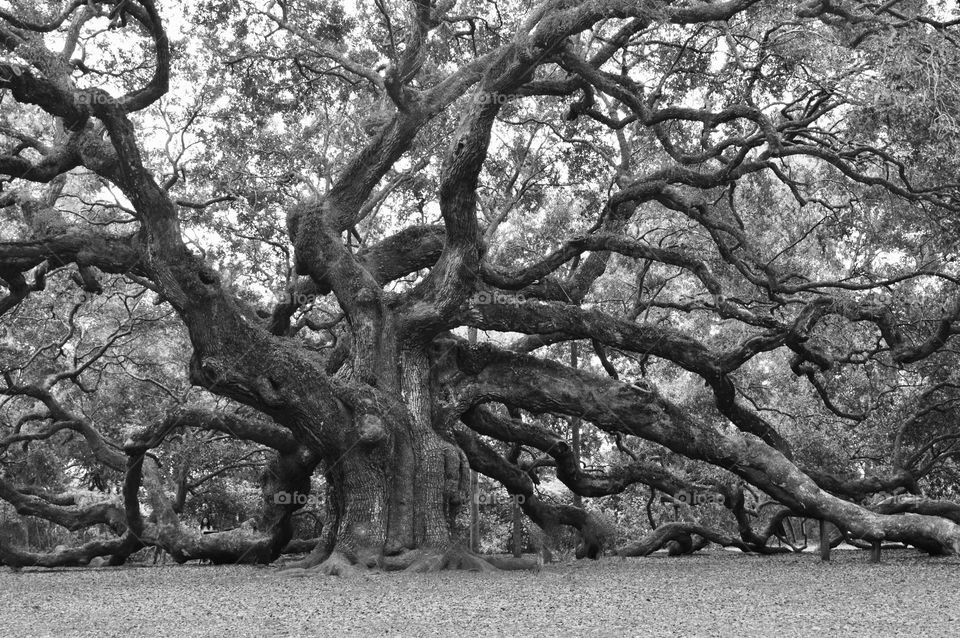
<box><xmin>871</xmin><ymin>540</ymin><xmax>881</xmax><ymax>563</ymax></box>
<box><xmin>468</xmin><ymin>327</ymin><xmax>480</xmax><ymax>553</ymax></box>
<box><xmin>819</xmin><ymin>520</ymin><xmax>830</xmax><ymax>561</ymax></box>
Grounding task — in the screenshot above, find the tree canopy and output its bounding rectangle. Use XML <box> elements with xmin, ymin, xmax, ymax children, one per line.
<box><xmin>2</xmin><ymin>0</ymin><xmax>960</xmax><ymax>571</ymax></box>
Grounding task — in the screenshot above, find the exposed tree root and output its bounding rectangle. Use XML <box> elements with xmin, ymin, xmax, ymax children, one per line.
<box><xmin>282</xmin><ymin>538</ymin><xmax>320</xmax><ymax>554</ymax></box>
<box><xmin>398</xmin><ymin>547</ymin><xmax>499</xmax><ymax>573</ymax></box>
<box><xmin>281</xmin><ymin>541</ymin><xmax>330</xmax><ymax>570</ymax></box>
<box><xmin>483</xmin><ymin>554</ymin><xmax>544</xmax><ymax>571</ymax></box>
<box><xmin>278</xmin><ymin>545</ymin><xmax>385</xmax><ymax>576</ymax></box>
<box><xmin>314</xmin><ymin>551</ymin><xmax>362</xmax><ymax>577</ymax></box>
<box><xmin>278</xmin><ymin>545</ymin><xmax>549</xmax><ymax>576</ymax></box>
<box><xmin>276</xmin><ymin>551</ymin><xmax>359</xmax><ymax>578</ymax></box>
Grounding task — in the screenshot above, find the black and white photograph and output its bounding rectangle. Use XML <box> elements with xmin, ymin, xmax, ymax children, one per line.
<box><xmin>1</xmin><ymin>0</ymin><xmax>959</xmax><ymax>636</ymax></box>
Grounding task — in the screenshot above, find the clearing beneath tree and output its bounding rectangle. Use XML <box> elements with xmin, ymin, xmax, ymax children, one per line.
<box><xmin>1</xmin><ymin>550</ymin><xmax>957</xmax><ymax>637</ymax></box>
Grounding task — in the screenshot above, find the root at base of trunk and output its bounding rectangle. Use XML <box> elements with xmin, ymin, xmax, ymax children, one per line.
<box><xmin>277</xmin><ymin>546</ymin><xmax>550</xmax><ymax>576</ymax></box>
<box><xmin>393</xmin><ymin>547</ymin><xmax>498</xmax><ymax>573</ymax></box>
<box><xmin>390</xmin><ymin>547</ymin><xmax>552</xmax><ymax>572</ymax></box>
<box><xmin>277</xmin><ymin>550</ymin><xmax>363</xmax><ymax>578</ymax></box>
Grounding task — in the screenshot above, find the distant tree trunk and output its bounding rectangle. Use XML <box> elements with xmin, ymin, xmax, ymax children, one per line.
<box><xmin>172</xmin><ymin>429</ymin><xmax>191</xmax><ymax>514</ymax></box>
<box><xmin>469</xmin><ymin>470</ymin><xmax>480</xmax><ymax>552</ymax></box>
<box><xmin>570</xmin><ymin>342</ymin><xmax>583</xmax><ymax>509</ymax></box>
<box><xmin>819</xmin><ymin>520</ymin><xmax>831</xmax><ymax>561</ymax></box>
<box><xmin>512</xmin><ymin>497</ymin><xmax>523</xmax><ymax>558</ymax></box>
<box><xmin>468</xmin><ymin>327</ymin><xmax>480</xmax><ymax>553</ymax></box>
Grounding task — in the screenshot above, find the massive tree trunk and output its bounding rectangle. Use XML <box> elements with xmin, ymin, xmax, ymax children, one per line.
<box><xmin>309</xmin><ymin>345</ymin><xmax>471</xmax><ymax>571</ymax></box>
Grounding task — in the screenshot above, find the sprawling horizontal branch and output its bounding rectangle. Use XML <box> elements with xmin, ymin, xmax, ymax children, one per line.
<box><xmin>0</xmin><ymin>534</ymin><xmax>136</xmax><ymax>569</ymax></box>
<box><xmin>0</xmin><ymin>232</ymin><xmax>142</xmax><ymax>278</ymax></box>
<box><xmin>439</xmin><ymin>340</ymin><xmax>960</xmax><ymax>553</ymax></box>
<box><xmin>873</xmin><ymin>496</ymin><xmax>960</xmax><ymax>524</ymax></box>
<box><xmin>0</xmin><ymin>477</ymin><xmax>125</xmax><ymax>533</ymax></box>
<box><xmin>1</xmin><ymin>385</ymin><xmax>127</xmax><ymax>471</ymax></box>
<box><xmin>0</xmin><ymin>143</ymin><xmax>82</xmax><ymax>182</ymax></box>
<box><xmin>462</xmin><ymin>405</ymin><xmax>696</xmax><ymax>497</ymax></box>
<box><xmin>123</xmin><ymin>407</ymin><xmax>300</xmax><ymax>454</ymax></box>
<box><xmin>804</xmin><ymin>467</ymin><xmax>919</xmax><ymax>501</ymax></box>
<box><xmin>617</xmin><ymin>521</ymin><xmax>790</xmax><ymax>557</ymax></box>
<box><xmin>463</xmin><ymin>404</ymin><xmax>823</xmax><ymax>553</ymax></box>
<box><xmin>460</xmin><ymin>298</ymin><xmax>722</xmax><ymax>379</ymax></box>
<box><xmin>481</xmin><ymin>232</ymin><xmax>780</xmax><ymax>329</ymax></box>
<box><xmin>0</xmin><ymin>64</ymin><xmax>89</xmax><ymax>129</ymax></box>
<box><xmin>458</xmin><ymin>299</ymin><xmax>791</xmax><ymax>452</ymax></box>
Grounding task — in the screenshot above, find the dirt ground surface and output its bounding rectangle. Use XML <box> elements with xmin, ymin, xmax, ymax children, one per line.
<box><xmin>1</xmin><ymin>548</ymin><xmax>958</xmax><ymax>637</ymax></box>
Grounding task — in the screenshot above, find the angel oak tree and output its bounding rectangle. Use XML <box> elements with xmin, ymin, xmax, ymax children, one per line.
<box><xmin>3</xmin><ymin>0</ymin><xmax>960</xmax><ymax>572</ymax></box>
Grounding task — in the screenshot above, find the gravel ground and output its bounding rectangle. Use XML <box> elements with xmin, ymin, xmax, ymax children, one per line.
<box><xmin>1</xmin><ymin>549</ymin><xmax>958</xmax><ymax>637</ymax></box>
